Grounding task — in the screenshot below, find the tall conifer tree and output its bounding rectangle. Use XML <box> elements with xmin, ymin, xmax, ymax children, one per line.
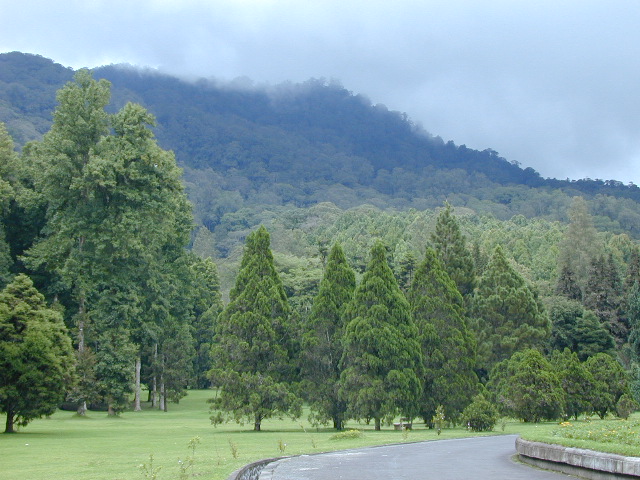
<box><xmin>556</xmin><ymin>263</ymin><xmax>582</xmax><ymax>301</ymax></box>
<box><xmin>24</xmin><ymin>72</ymin><xmax>194</xmax><ymax>414</ymax></box>
<box><xmin>301</xmin><ymin>243</ymin><xmax>355</xmax><ymax>430</ymax></box>
<box><xmin>209</xmin><ymin>226</ymin><xmax>301</xmax><ymax>431</ymax></box>
<box><xmin>340</xmin><ymin>241</ymin><xmax>423</xmax><ymax>430</ymax></box>
<box><xmin>407</xmin><ymin>247</ymin><xmax>477</xmax><ymax>424</ymax></box>
<box><xmin>430</xmin><ymin>203</ymin><xmax>475</xmax><ymax>297</ymax></box>
<box><xmin>472</xmin><ymin>245</ymin><xmax>550</xmax><ymax>373</ymax></box>
<box><xmin>189</xmin><ymin>256</ymin><xmax>223</xmax><ymax>389</ymax></box>
<box><xmin>584</xmin><ymin>254</ymin><xmax>626</xmax><ymax>346</ymax></box>
<box><xmin>558</xmin><ymin>196</ymin><xmax>601</xmax><ymax>296</ymax></box>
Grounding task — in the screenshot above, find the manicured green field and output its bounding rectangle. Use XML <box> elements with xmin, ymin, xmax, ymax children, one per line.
<box><xmin>1</xmin><ymin>390</ymin><xmax>637</xmax><ymax>480</ymax></box>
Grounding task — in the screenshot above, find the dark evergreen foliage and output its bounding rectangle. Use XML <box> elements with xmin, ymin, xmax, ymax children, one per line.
<box><xmin>550</xmin><ymin>349</ymin><xmax>595</xmax><ymax>420</ymax></box>
<box><xmin>430</xmin><ymin>203</ymin><xmax>475</xmax><ymax>297</ymax></box>
<box><xmin>584</xmin><ymin>254</ymin><xmax>626</xmax><ymax>347</ymax></box>
<box><xmin>209</xmin><ymin>226</ymin><xmax>301</xmax><ymax>430</ymax></box>
<box><xmin>340</xmin><ymin>241</ymin><xmax>423</xmax><ymax>430</ymax></box>
<box><xmin>472</xmin><ymin>246</ymin><xmax>550</xmax><ymax>372</ymax></box>
<box><xmin>301</xmin><ymin>243</ymin><xmax>355</xmax><ymax>430</ymax></box>
<box><xmin>584</xmin><ymin>353</ymin><xmax>630</xmax><ymax>419</ymax></box>
<box><xmin>0</xmin><ymin>274</ymin><xmax>75</xmax><ymax>432</ymax></box>
<box><xmin>546</xmin><ymin>296</ymin><xmax>615</xmax><ymax>361</ymax></box>
<box><xmin>489</xmin><ymin>349</ymin><xmax>564</xmax><ymax>422</ymax></box>
<box><xmin>556</xmin><ymin>264</ymin><xmax>582</xmax><ymax>301</ymax></box>
<box><xmin>407</xmin><ymin>247</ymin><xmax>477</xmax><ymax>424</ymax></box>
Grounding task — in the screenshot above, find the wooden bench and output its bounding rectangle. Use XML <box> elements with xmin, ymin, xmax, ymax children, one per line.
<box><xmin>393</xmin><ymin>418</ymin><xmax>412</xmax><ymax>430</ymax></box>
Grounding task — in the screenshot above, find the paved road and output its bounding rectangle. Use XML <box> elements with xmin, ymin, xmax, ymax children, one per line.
<box><xmin>259</xmin><ymin>435</ymin><xmax>575</xmax><ymax>480</ymax></box>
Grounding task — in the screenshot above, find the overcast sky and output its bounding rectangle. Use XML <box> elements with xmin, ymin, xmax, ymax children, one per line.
<box><xmin>2</xmin><ymin>0</ymin><xmax>640</xmax><ymax>183</ymax></box>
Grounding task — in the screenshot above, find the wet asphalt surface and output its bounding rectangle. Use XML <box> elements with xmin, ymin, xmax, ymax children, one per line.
<box><xmin>259</xmin><ymin>435</ymin><xmax>576</xmax><ymax>480</ymax></box>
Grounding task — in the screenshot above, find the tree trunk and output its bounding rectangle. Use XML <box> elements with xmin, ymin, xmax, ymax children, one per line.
<box><xmin>151</xmin><ymin>343</ymin><xmax>158</xmax><ymax>408</ymax></box>
<box><xmin>375</xmin><ymin>417</ymin><xmax>381</xmax><ymax>431</ymax></box>
<box><xmin>151</xmin><ymin>375</ymin><xmax>157</xmax><ymax>408</ymax></box>
<box><xmin>76</xmin><ymin>294</ymin><xmax>87</xmax><ymax>416</ymax></box>
<box><xmin>134</xmin><ymin>355</ymin><xmax>142</xmax><ymax>411</ymax></box>
<box><xmin>108</xmin><ymin>405</ymin><xmax>116</xmax><ymax>416</ymax></box>
<box><xmin>254</xmin><ymin>414</ymin><xmax>262</xmax><ymax>431</ymax></box>
<box><xmin>159</xmin><ymin>381</ymin><xmax>165</xmax><ymax>411</ymax></box>
<box><xmin>5</xmin><ymin>409</ymin><xmax>15</xmax><ymax>433</ymax></box>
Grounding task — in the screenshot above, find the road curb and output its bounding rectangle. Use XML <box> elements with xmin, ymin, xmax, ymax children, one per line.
<box><xmin>516</xmin><ymin>437</ymin><xmax>640</xmax><ymax>479</ymax></box>
<box><xmin>226</xmin><ymin>456</ymin><xmax>285</xmax><ymax>480</ymax></box>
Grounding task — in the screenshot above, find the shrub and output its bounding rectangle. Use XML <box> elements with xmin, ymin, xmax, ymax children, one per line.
<box><xmin>489</xmin><ymin>349</ymin><xmax>564</xmax><ymax>422</ymax></box>
<box><xmin>616</xmin><ymin>394</ymin><xmax>639</xmax><ymax>420</ymax></box>
<box><xmin>329</xmin><ymin>429</ymin><xmax>363</xmax><ymax>440</ymax></box>
<box><xmin>462</xmin><ymin>394</ymin><xmax>498</xmax><ymax>432</ymax></box>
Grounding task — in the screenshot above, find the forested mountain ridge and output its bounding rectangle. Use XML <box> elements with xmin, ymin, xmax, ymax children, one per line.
<box><xmin>2</xmin><ymin>52</ymin><xmax>640</xmax><ymax>236</ymax></box>
<box><xmin>3</xmin><ymin>51</ymin><xmax>640</xmax><ymax>299</ymax></box>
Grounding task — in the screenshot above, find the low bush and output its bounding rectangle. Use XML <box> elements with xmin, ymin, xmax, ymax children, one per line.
<box><xmin>329</xmin><ymin>429</ymin><xmax>363</xmax><ymax>440</ymax></box>
<box><xmin>461</xmin><ymin>394</ymin><xmax>498</xmax><ymax>432</ymax></box>
<box><xmin>616</xmin><ymin>394</ymin><xmax>639</xmax><ymax>420</ymax></box>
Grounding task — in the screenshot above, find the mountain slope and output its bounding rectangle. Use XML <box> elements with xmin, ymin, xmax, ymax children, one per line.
<box><xmin>2</xmin><ymin>51</ymin><xmax>640</xmax><ymax>243</ymax></box>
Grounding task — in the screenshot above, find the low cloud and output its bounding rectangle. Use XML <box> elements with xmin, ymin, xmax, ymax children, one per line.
<box><xmin>2</xmin><ymin>0</ymin><xmax>640</xmax><ymax>182</ymax></box>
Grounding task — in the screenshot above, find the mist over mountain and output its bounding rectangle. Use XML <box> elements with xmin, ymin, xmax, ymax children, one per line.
<box><xmin>3</xmin><ymin>51</ymin><xmax>640</xmax><ymax>249</ymax></box>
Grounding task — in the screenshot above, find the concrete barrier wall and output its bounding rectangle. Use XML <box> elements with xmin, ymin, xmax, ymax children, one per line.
<box><xmin>516</xmin><ymin>437</ymin><xmax>640</xmax><ymax>479</ymax></box>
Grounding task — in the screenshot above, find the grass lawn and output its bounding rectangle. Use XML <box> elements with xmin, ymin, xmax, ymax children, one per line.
<box><xmin>519</xmin><ymin>416</ymin><xmax>640</xmax><ymax>457</ymax></box>
<box><xmin>1</xmin><ymin>390</ymin><xmax>637</xmax><ymax>480</ymax></box>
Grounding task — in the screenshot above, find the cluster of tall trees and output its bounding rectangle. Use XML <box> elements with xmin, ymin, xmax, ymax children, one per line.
<box><xmin>2</xmin><ymin>64</ymin><xmax>639</xmax><ymax>435</ymax></box>
<box><xmin>207</xmin><ymin>202</ymin><xmax>636</xmax><ymax>430</ymax></box>
<box><xmin>0</xmin><ymin>72</ymin><xmax>222</xmax><ymax>432</ymax></box>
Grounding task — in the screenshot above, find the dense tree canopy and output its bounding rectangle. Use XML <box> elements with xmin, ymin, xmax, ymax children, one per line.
<box><xmin>340</xmin><ymin>241</ymin><xmax>423</xmax><ymax>430</ymax></box>
<box><xmin>430</xmin><ymin>203</ymin><xmax>475</xmax><ymax>297</ymax></box>
<box><xmin>0</xmin><ymin>274</ymin><xmax>74</xmax><ymax>433</ymax></box>
<box><xmin>18</xmin><ymin>70</ymin><xmax>195</xmax><ymax>415</ymax></box>
<box><xmin>473</xmin><ymin>246</ymin><xmax>551</xmax><ymax>372</ymax></box>
<box><xmin>546</xmin><ymin>296</ymin><xmax>615</xmax><ymax>361</ymax></box>
<box><xmin>407</xmin><ymin>247</ymin><xmax>477</xmax><ymax>424</ymax></box>
<box><xmin>209</xmin><ymin>226</ymin><xmax>301</xmax><ymax>431</ymax></box>
<box><xmin>301</xmin><ymin>243</ymin><xmax>355</xmax><ymax>430</ymax></box>
<box><xmin>585</xmin><ymin>353</ymin><xmax>629</xmax><ymax>419</ymax></box>
<box><xmin>0</xmin><ymin>53</ymin><xmax>639</xmax><ymax>431</ymax></box>
<box><xmin>489</xmin><ymin>349</ymin><xmax>564</xmax><ymax>423</ymax></box>
<box><xmin>550</xmin><ymin>349</ymin><xmax>595</xmax><ymax>420</ymax></box>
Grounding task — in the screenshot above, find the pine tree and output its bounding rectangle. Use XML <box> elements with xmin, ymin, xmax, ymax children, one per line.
<box><xmin>472</xmin><ymin>245</ymin><xmax>550</xmax><ymax>373</ymax></box>
<box><xmin>301</xmin><ymin>243</ymin><xmax>355</xmax><ymax>430</ymax></box>
<box><xmin>430</xmin><ymin>203</ymin><xmax>475</xmax><ymax>297</ymax></box>
<box><xmin>407</xmin><ymin>247</ymin><xmax>477</xmax><ymax>424</ymax></box>
<box><xmin>340</xmin><ymin>241</ymin><xmax>423</xmax><ymax>430</ymax></box>
<box><xmin>0</xmin><ymin>274</ymin><xmax>75</xmax><ymax>432</ymax></box>
<box><xmin>584</xmin><ymin>254</ymin><xmax>626</xmax><ymax>347</ymax></box>
<box><xmin>209</xmin><ymin>226</ymin><xmax>301</xmax><ymax>431</ymax></box>
<box><xmin>555</xmin><ymin>263</ymin><xmax>582</xmax><ymax>301</ymax></box>
<box><xmin>558</xmin><ymin>196</ymin><xmax>601</xmax><ymax>296</ymax></box>
<box><xmin>189</xmin><ymin>256</ymin><xmax>223</xmax><ymax>389</ymax></box>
